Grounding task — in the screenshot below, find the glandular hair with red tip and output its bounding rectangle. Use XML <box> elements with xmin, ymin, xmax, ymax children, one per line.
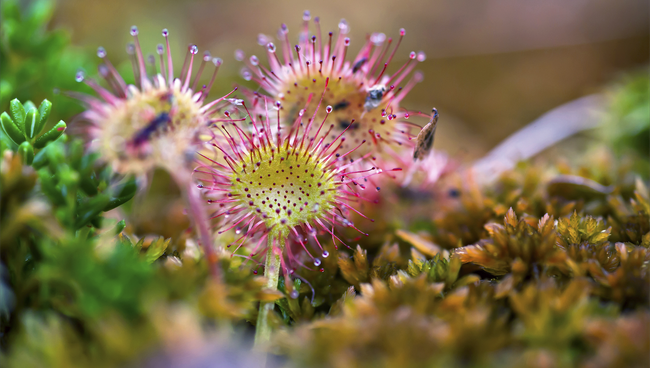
<box><xmin>195</xmin><ymin>81</ymin><xmax>391</xmax><ymax>272</ymax></box>
<box><xmin>71</xmin><ymin>26</ymin><xmax>233</xmax><ymax>175</ymax></box>
<box><xmin>236</xmin><ymin>12</ymin><xmax>429</xmax><ymax>159</ymax></box>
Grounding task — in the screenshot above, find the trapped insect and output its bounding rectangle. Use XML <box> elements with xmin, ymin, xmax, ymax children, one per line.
<box><xmin>364</xmin><ymin>84</ymin><xmax>387</xmax><ymax>111</ymax></box>
<box><xmin>413</xmin><ymin>108</ymin><xmax>439</xmax><ymax>160</ymax></box>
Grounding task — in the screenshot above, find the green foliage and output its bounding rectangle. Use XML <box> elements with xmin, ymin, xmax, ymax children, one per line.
<box><xmin>0</xmin><ymin>147</ymin><xmax>280</xmax><ymax>365</ymax></box>
<box><xmin>275</xmin><ymin>277</ymin><xmax>316</xmax><ymax>323</ymax></box>
<box><xmin>338</xmin><ymin>243</ymin><xmax>401</xmax><ymax>288</ymax></box>
<box><xmin>276</xmin><ymin>275</ymin><xmax>508</xmax><ymax>368</ymax></box>
<box><xmin>407</xmin><ymin>251</ymin><xmax>480</xmax><ymax>289</ymax></box>
<box><xmin>0</xmin><ymin>0</ymin><xmax>92</xmax><ymax>123</ymax></box>
<box><xmin>1</xmin><ymin>98</ymin><xmax>65</xmax><ymax>161</ymax></box>
<box><xmin>36</xmin><ymin>235</ymin><xmax>155</xmax><ymax>320</ymax></box>
<box><xmin>431</xmin><ymin>162</ymin><xmax>590</xmax><ymax>250</ymax></box>
<box><xmin>607</xmin><ymin>179</ymin><xmax>650</xmax><ymax>246</ymax></box>
<box><xmin>556</xmin><ymin>212</ymin><xmax>618</xmax><ymax>273</ymax></box>
<box><xmin>455</xmin><ymin>210</ymin><xmax>566</xmax><ymax>278</ymax></box>
<box><xmin>34</xmin><ymin>137</ymin><xmax>137</xmax><ymax>230</ymax></box>
<box><xmin>589</xmin><ymin>244</ymin><xmax>650</xmax><ymax>308</ymax></box>
<box><xmin>600</xmin><ymin>72</ymin><xmax>650</xmax><ymax>158</ymax></box>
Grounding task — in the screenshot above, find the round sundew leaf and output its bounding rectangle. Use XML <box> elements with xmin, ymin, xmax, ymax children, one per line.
<box><xmin>228</xmin><ymin>143</ymin><xmax>339</xmax><ymax>238</ymax></box>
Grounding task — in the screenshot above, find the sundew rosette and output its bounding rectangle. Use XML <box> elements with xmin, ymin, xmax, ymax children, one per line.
<box><xmin>72</xmin><ymin>26</ymin><xmax>232</xmax><ymax>176</ymax></box>
<box><xmin>194</xmin><ymin>82</ymin><xmax>398</xmax><ymax>345</ymax></box>
<box><xmin>197</xmin><ymin>80</ymin><xmax>396</xmax><ymax>261</ymax></box>
<box><xmin>71</xmin><ymin>26</ymin><xmax>234</xmax><ymax>277</ymax></box>
<box><xmin>236</xmin><ymin>11</ymin><xmax>428</xmax><ymax>162</ymax></box>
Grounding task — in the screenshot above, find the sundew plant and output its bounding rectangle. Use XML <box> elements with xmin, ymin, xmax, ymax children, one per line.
<box><xmin>1</xmin><ymin>2</ymin><xmax>648</xmax><ymax>368</ymax></box>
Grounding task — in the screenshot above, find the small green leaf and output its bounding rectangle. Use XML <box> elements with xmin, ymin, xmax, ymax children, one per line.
<box><xmin>74</xmin><ymin>194</ymin><xmax>111</xmax><ymax>229</ymax></box>
<box><xmin>0</xmin><ymin>81</ymin><xmax>13</xmax><ymax>104</ymax></box>
<box><xmin>112</xmin><ymin>219</ymin><xmax>126</xmax><ymax>235</ymax></box>
<box><xmin>104</xmin><ymin>179</ymin><xmax>137</xmax><ymax>211</ymax></box>
<box><xmin>80</xmin><ymin>176</ymin><xmax>99</xmax><ymax>196</ymax></box>
<box><xmin>36</xmin><ymin>99</ymin><xmax>52</xmax><ymax>134</ymax></box>
<box><xmin>69</xmin><ymin>139</ymin><xmax>85</xmax><ymax>167</ymax></box>
<box><xmin>23</xmin><ymin>101</ymin><xmax>37</xmax><ymax>114</ymax></box>
<box><xmin>28</xmin><ymin>0</ymin><xmax>55</xmax><ymax>32</ymax></box>
<box><xmin>32</xmin><ymin>146</ymin><xmax>49</xmax><ymax>169</ymax></box>
<box><xmin>24</xmin><ymin>107</ymin><xmax>40</xmax><ymax>139</ymax></box>
<box><xmin>144</xmin><ymin>237</ymin><xmax>170</xmax><ymax>263</ymax></box>
<box><xmin>446</xmin><ymin>255</ymin><xmax>461</xmax><ymax>286</ymax></box>
<box><xmin>9</xmin><ymin>99</ymin><xmax>25</xmax><ymax>132</ymax></box>
<box><xmin>90</xmin><ymin>216</ymin><xmax>103</xmax><ymax>229</ymax></box>
<box><xmin>38</xmin><ymin>170</ymin><xmax>66</xmax><ymax>206</ymax></box>
<box><xmin>117</xmin><ymin>233</ymin><xmax>134</xmax><ymax>247</ymax></box>
<box><xmin>134</xmin><ymin>237</ymin><xmax>145</xmax><ymax>250</ymax></box>
<box><xmin>34</xmin><ymin>121</ymin><xmax>66</xmax><ymax>149</ymax></box>
<box><xmin>116</xmin><ymin>178</ymin><xmax>138</xmax><ymax>198</ymax></box>
<box><xmin>1</xmin><ymin>111</ymin><xmax>25</xmax><ymax>145</ymax></box>
<box><xmin>103</xmin><ymin>195</ymin><xmax>136</xmax><ymax>212</ymax></box>
<box><xmin>58</xmin><ymin>165</ymin><xmax>79</xmax><ymax>187</ymax></box>
<box><xmin>18</xmin><ymin>141</ymin><xmax>34</xmax><ymax>165</ymax></box>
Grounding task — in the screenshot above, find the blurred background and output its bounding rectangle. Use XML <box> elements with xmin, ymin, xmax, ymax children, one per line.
<box><xmin>45</xmin><ymin>0</ymin><xmax>649</xmax><ymax>160</ymax></box>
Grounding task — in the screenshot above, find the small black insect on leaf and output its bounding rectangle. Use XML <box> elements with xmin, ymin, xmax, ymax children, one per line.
<box><xmin>332</xmin><ymin>100</ymin><xmax>351</xmax><ymax>111</ymax></box>
<box><xmin>352</xmin><ymin>57</ymin><xmax>368</xmax><ymax>73</ymax></box>
<box><xmin>364</xmin><ymin>85</ymin><xmax>386</xmax><ymax>111</ymax></box>
<box><xmin>131</xmin><ymin>112</ymin><xmax>172</xmax><ymax>147</ymax></box>
<box><xmin>413</xmin><ymin>108</ymin><xmax>439</xmax><ymax>161</ymax></box>
<box><xmin>339</xmin><ymin>120</ymin><xmax>359</xmax><ymax>130</ymax></box>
